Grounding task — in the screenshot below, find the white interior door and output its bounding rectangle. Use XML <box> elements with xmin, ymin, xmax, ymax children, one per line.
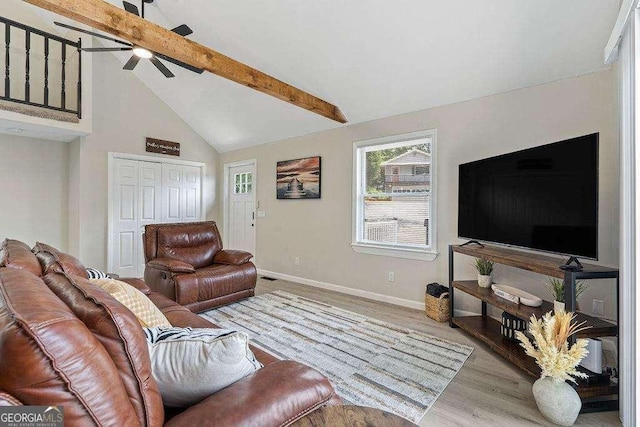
<box><xmin>112</xmin><ymin>159</ymin><xmax>162</xmax><ymax>278</ymax></box>
<box><xmin>183</xmin><ymin>165</ymin><xmax>201</xmax><ymax>222</ymax></box>
<box><xmin>110</xmin><ymin>155</ymin><xmax>204</xmax><ymax>277</ymax></box>
<box><xmin>162</xmin><ymin>163</ymin><xmax>183</xmax><ymax>223</ymax></box>
<box><xmin>113</xmin><ymin>158</ymin><xmax>139</xmax><ymax>278</ymax></box>
<box><xmin>227</xmin><ymin>163</ymin><xmax>256</xmax><ymax>256</ymax></box>
<box><xmin>137</xmin><ymin>161</ymin><xmax>162</xmax><ymax>275</ymax></box>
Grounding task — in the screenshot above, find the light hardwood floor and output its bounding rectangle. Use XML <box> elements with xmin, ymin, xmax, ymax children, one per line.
<box><xmin>255</xmin><ymin>277</ymin><xmax>621</xmax><ymax>427</ymax></box>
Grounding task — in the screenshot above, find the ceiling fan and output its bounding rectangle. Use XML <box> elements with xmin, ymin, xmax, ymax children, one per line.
<box><xmin>30</xmin><ymin>0</ymin><xmax>346</xmax><ymax>122</ymax></box>
<box><xmin>55</xmin><ymin>0</ymin><xmax>203</xmax><ymax>78</ymax></box>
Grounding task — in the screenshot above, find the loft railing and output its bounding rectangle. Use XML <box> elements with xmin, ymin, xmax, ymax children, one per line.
<box><xmin>1</xmin><ymin>16</ymin><xmax>81</xmax><ymax>119</ymax></box>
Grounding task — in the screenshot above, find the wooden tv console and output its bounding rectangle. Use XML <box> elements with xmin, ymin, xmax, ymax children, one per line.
<box><xmin>448</xmin><ymin>243</ymin><xmax>619</xmax><ymax>412</ymax></box>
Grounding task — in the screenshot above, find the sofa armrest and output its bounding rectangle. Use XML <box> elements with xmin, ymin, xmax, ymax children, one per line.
<box><xmin>118</xmin><ymin>277</ymin><xmax>152</xmax><ymax>295</ymax></box>
<box><xmin>0</xmin><ymin>392</ymin><xmax>22</xmax><ymax>406</ymax></box>
<box><xmin>147</xmin><ymin>258</ymin><xmax>195</xmax><ymax>274</ymax></box>
<box><xmin>165</xmin><ymin>361</ymin><xmax>338</xmax><ymax>427</ymax></box>
<box><xmin>213</xmin><ymin>249</ymin><xmax>253</xmax><ymax>265</ymax></box>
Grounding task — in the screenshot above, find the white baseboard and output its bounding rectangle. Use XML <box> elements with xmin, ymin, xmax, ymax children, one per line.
<box><xmin>257</xmin><ymin>269</ymin><xmax>483</xmax><ymax>318</ymax></box>
<box><xmin>258</xmin><ymin>269</ymin><xmax>426</xmax><ymax>310</ymax></box>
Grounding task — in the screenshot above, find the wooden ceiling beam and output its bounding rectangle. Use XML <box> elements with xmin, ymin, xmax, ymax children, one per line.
<box><xmin>23</xmin><ymin>0</ymin><xmax>347</xmax><ymax>123</ymax></box>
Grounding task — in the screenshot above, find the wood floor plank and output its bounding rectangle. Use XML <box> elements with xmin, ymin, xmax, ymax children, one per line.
<box><xmin>255</xmin><ymin>277</ymin><xmax>621</xmax><ymax>426</ymax></box>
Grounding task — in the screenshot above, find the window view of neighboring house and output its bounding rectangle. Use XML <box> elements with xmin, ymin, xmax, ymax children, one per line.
<box><xmin>382</xmin><ymin>148</ymin><xmax>432</xmax><ymax>193</ymax></box>
<box><xmin>353</xmin><ymin>131</ymin><xmax>436</xmax><ymax>258</ymax></box>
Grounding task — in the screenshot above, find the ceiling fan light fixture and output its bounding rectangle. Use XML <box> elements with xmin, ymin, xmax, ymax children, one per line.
<box><xmin>133</xmin><ymin>47</ymin><xmax>153</xmax><ymax>59</ymax></box>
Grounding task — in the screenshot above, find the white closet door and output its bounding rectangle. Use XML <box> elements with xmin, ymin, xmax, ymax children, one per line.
<box><xmin>138</xmin><ymin>161</ymin><xmax>162</xmax><ymax>275</ymax></box>
<box><xmin>110</xmin><ymin>157</ymin><xmax>203</xmax><ymax>277</ymax></box>
<box><xmin>183</xmin><ymin>165</ymin><xmax>201</xmax><ymax>222</ymax></box>
<box><xmin>162</xmin><ymin>163</ymin><xmax>183</xmax><ymax>222</ymax></box>
<box><xmin>112</xmin><ymin>158</ymin><xmax>139</xmax><ymax>278</ymax></box>
<box><xmin>162</xmin><ymin>164</ymin><xmax>201</xmax><ymax>223</ymax></box>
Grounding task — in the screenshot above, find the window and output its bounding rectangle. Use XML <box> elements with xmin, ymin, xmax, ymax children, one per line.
<box><xmin>352</xmin><ymin>130</ymin><xmax>437</xmax><ymax>261</ymax></box>
<box><xmin>413</xmin><ymin>165</ymin><xmax>429</xmax><ymax>175</ymax></box>
<box><xmin>234</xmin><ymin>172</ymin><xmax>252</xmax><ymax>194</ymax></box>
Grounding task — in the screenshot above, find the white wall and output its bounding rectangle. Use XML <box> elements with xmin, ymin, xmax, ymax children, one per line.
<box><xmin>72</xmin><ymin>52</ymin><xmax>218</xmax><ymax>269</ymax></box>
<box><xmin>219</xmin><ymin>69</ymin><xmax>619</xmax><ymax>319</ymax></box>
<box><xmin>0</xmin><ymin>133</ymin><xmax>68</xmax><ymax>248</ymax></box>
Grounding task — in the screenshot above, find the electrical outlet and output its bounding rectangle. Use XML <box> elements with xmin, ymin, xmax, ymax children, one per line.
<box><xmin>592</xmin><ymin>299</ymin><xmax>604</xmax><ymax>316</ymax></box>
<box><xmin>294</xmin><ymin>257</ymin><xmax>300</xmax><ymax>266</ymax></box>
<box><xmin>388</xmin><ymin>271</ymin><xmax>395</xmax><ymax>282</ymax></box>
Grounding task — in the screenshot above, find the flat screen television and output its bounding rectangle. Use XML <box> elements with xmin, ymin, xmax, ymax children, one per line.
<box><xmin>458</xmin><ymin>133</ymin><xmax>598</xmax><ymax>259</ymax></box>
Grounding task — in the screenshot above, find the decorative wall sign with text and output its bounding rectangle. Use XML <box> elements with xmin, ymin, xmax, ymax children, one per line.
<box><xmin>146</xmin><ymin>138</ymin><xmax>181</xmax><ymax>156</ymax></box>
<box><xmin>276</xmin><ymin>156</ymin><xmax>321</xmax><ymax>199</ymax></box>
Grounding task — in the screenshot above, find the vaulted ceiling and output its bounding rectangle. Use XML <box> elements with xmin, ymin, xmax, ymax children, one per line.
<box><xmin>37</xmin><ymin>0</ymin><xmax>621</xmax><ymax>152</ymax></box>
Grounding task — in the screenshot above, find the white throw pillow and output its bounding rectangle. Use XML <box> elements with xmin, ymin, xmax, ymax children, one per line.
<box><xmin>143</xmin><ymin>327</ymin><xmax>263</xmax><ymax>407</ymax></box>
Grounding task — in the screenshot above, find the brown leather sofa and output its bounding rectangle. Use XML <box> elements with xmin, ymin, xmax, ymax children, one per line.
<box><xmin>0</xmin><ymin>239</ymin><xmax>340</xmax><ymax>426</ymax></box>
<box><xmin>144</xmin><ymin>222</ymin><xmax>256</xmax><ymax>312</ymax></box>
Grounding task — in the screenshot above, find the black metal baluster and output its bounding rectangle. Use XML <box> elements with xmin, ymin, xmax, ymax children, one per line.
<box><xmin>24</xmin><ymin>30</ymin><xmax>30</xmax><ymax>102</ymax></box>
<box><xmin>44</xmin><ymin>36</ymin><xmax>49</xmax><ymax>107</ymax></box>
<box><xmin>0</xmin><ymin>16</ymin><xmax>81</xmax><ymax>115</ymax></box>
<box><xmin>77</xmin><ymin>38</ymin><xmax>81</xmax><ymax>118</ymax></box>
<box><xmin>4</xmin><ymin>23</ymin><xmax>10</xmax><ymax>98</ymax></box>
<box><xmin>60</xmin><ymin>41</ymin><xmax>66</xmax><ymax>110</ymax></box>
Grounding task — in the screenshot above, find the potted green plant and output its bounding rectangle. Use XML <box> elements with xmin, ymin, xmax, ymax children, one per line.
<box><xmin>545</xmin><ymin>277</ymin><xmax>587</xmax><ymax>313</ymax></box>
<box><xmin>473</xmin><ymin>258</ymin><xmax>496</xmax><ymax>288</ymax></box>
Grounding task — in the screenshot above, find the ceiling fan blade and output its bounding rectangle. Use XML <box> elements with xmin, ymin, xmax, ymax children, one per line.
<box><xmin>123</xmin><ymin>55</ymin><xmax>142</xmax><ymax>70</ymax></box>
<box><xmin>149</xmin><ymin>57</ymin><xmax>175</xmax><ymax>78</ymax></box>
<box><xmin>55</xmin><ymin>22</ymin><xmax>132</xmax><ymax>47</ymax></box>
<box><xmin>156</xmin><ymin>53</ymin><xmax>204</xmax><ymax>74</ymax></box>
<box><xmin>82</xmin><ymin>47</ymin><xmax>133</xmax><ymax>52</ymax></box>
<box><xmin>122</xmin><ymin>1</ymin><xmax>140</xmax><ymax>16</ymax></box>
<box><xmin>171</xmin><ymin>24</ymin><xmax>193</xmax><ymax>37</ymax></box>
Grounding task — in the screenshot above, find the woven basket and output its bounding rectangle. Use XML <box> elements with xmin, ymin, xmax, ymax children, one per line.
<box><xmin>424</xmin><ymin>292</ymin><xmax>450</xmax><ymax>322</ymax></box>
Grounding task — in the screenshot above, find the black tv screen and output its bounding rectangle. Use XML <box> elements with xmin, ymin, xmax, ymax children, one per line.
<box><xmin>458</xmin><ymin>133</ymin><xmax>598</xmax><ymax>259</ymax></box>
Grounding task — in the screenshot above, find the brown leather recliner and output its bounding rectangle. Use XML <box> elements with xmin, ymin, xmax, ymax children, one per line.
<box><xmin>143</xmin><ymin>221</ymin><xmax>256</xmax><ymax>312</ymax></box>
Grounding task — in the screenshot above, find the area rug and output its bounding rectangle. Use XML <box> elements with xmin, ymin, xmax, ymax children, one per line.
<box><xmin>201</xmin><ymin>291</ymin><xmax>473</xmax><ymax>423</ymax></box>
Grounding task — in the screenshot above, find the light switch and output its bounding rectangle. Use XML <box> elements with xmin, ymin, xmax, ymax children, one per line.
<box><xmin>257</xmin><ymin>211</ymin><xmax>266</xmax><ymax>219</ymax></box>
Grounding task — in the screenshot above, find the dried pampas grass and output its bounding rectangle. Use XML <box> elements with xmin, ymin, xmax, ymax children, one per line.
<box><xmin>515</xmin><ymin>310</ymin><xmax>590</xmax><ymax>383</ymax></box>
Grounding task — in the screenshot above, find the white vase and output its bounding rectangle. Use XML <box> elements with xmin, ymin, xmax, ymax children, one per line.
<box><xmin>532</xmin><ymin>377</ymin><xmax>581</xmax><ymax>426</ymax></box>
<box><xmin>554</xmin><ymin>300</ymin><xmax>565</xmax><ymax>313</ymax></box>
<box><xmin>477</xmin><ymin>274</ymin><xmax>492</xmax><ymax>288</ymax></box>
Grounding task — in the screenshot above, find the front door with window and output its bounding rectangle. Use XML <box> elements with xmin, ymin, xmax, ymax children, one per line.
<box><xmin>227</xmin><ymin>163</ymin><xmax>256</xmax><ymax>257</ymax></box>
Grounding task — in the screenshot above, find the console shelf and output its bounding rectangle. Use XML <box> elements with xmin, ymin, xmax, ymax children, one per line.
<box><xmin>451</xmin><ymin>244</ymin><xmax>619</xmax><ymax>279</ymax></box>
<box><xmin>451</xmin><ymin>280</ymin><xmax>617</xmax><ymax>338</ymax></box>
<box><xmin>451</xmin><ymin>315</ymin><xmax>618</xmax><ymax>400</ymax></box>
<box><xmin>448</xmin><ymin>244</ymin><xmax>620</xmax><ymax>413</ymax></box>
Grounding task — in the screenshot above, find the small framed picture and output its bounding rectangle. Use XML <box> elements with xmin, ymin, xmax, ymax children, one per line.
<box><xmin>276</xmin><ymin>156</ymin><xmax>321</xmax><ymax>199</ymax></box>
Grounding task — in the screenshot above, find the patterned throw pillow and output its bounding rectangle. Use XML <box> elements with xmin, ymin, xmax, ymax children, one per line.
<box><xmin>89</xmin><ymin>278</ymin><xmax>171</xmax><ymax>328</ymax></box>
<box><xmin>143</xmin><ymin>326</ymin><xmax>263</xmax><ymax>407</ymax></box>
<box><xmin>86</xmin><ymin>268</ymin><xmax>111</xmax><ymax>279</ymax></box>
